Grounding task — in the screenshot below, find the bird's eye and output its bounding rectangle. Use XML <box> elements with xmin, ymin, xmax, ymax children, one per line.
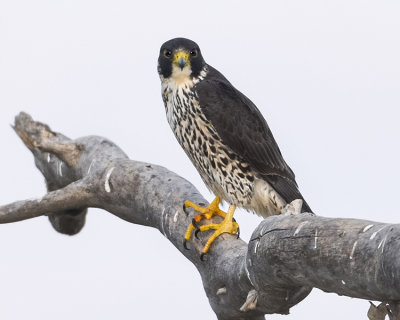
<box><xmin>164</xmin><ymin>49</ymin><xmax>172</xmax><ymax>58</ymax></box>
<box><xmin>190</xmin><ymin>49</ymin><xmax>197</xmax><ymax>57</ymax></box>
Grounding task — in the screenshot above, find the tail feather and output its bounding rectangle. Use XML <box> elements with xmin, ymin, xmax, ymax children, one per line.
<box><xmin>265</xmin><ymin>175</ymin><xmax>313</xmax><ymax>213</ymax></box>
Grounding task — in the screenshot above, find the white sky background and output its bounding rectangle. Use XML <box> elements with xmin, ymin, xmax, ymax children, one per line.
<box><xmin>0</xmin><ymin>0</ymin><xmax>399</xmax><ymax>319</ymax></box>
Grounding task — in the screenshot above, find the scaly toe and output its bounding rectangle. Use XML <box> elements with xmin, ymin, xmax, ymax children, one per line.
<box><xmin>182</xmin><ymin>198</ymin><xmax>238</xmax><ymax>256</ymax></box>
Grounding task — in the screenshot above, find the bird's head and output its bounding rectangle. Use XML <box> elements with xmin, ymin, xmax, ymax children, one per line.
<box><xmin>158</xmin><ymin>37</ymin><xmax>206</xmax><ymax>82</ymax></box>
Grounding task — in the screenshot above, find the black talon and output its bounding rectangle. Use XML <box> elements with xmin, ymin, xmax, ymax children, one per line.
<box><xmin>183</xmin><ymin>203</ymin><xmax>188</xmax><ymax>215</ymax></box>
<box><xmin>195</xmin><ymin>228</ymin><xmax>201</xmax><ymax>239</ymax></box>
<box><xmin>200</xmin><ymin>253</ymin><xmax>207</xmax><ymax>261</ymax></box>
<box><xmin>236</xmin><ymin>226</ymin><xmax>240</xmax><ymax>239</ymax></box>
<box><xmin>192</xmin><ymin>218</ymin><xmax>198</xmax><ymax>229</ymax></box>
<box><xmin>183</xmin><ymin>239</ymin><xmax>190</xmax><ymax>250</ymax></box>
<box><xmin>233</xmin><ymin>218</ymin><xmax>236</xmax><ymax>222</ymax></box>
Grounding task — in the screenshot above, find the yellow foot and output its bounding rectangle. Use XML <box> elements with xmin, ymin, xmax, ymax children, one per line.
<box><xmin>183</xmin><ymin>197</ymin><xmax>239</xmax><ymax>260</ymax></box>
<box><xmin>184</xmin><ymin>196</ymin><xmax>226</xmax><ymax>219</ymax></box>
<box><xmin>183</xmin><ymin>196</ymin><xmax>224</xmax><ymax>249</ymax></box>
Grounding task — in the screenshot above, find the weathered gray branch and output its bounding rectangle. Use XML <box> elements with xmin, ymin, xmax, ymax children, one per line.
<box><xmin>1</xmin><ymin>112</ymin><xmax>399</xmax><ymax>319</ymax></box>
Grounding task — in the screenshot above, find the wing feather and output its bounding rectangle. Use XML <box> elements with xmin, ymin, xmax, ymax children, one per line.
<box><xmin>196</xmin><ymin>66</ymin><xmax>295</xmax><ymax>180</ymax></box>
<box><xmin>195</xmin><ymin>66</ymin><xmax>312</xmax><ymax>212</ymax></box>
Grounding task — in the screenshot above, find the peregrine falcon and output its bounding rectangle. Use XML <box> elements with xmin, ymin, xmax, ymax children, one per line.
<box><xmin>158</xmin><ymin>38</ymin><xmax>312</xmax><ymax>258</ymax></box>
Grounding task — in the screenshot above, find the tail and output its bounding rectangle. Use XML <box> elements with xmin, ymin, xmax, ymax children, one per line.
<box><xmin>265</xmin><ymin>175</ymin><xmax>313</xmax><ymax>213</ymax></box>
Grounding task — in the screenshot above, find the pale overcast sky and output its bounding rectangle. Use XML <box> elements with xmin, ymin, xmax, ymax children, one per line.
<box><xmin>1</xmin><ymin>1</ymin><xmax>399</xmax><ymax>319</ymax></box>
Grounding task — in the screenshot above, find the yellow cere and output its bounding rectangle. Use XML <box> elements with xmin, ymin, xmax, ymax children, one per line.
<box><xmin>173</xmin><ymin>50</ymin><xmax>190</xmax><ymax>66</ymax></box>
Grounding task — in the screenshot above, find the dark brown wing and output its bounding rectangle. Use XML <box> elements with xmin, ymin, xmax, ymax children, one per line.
<box><xmin>196</xmin><ymin>66</ymin><xmax>295</xmax><ymax>180</ymax></box>
<box><xmin>195</xmin><ymin>66</ymin><xmax>312</xmax><ymax>212</ymax></box>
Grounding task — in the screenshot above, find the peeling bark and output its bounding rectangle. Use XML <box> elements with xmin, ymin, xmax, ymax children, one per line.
<box><xmin>1</xmin><ymin>112</ymin><xmax>399</xmax><ymax>319</ymax></box>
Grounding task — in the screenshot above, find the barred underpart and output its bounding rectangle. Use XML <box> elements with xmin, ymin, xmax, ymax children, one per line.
<box><xmin>160</xmin><ymin>66</ymin><xmax>285</xmax><ymax>217</ymax></box>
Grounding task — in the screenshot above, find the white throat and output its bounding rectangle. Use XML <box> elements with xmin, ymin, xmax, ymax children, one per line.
<box><xmin>168</xmin><ymin>64</ymin><xmax>193</xmax><ymax>87</ymax></box>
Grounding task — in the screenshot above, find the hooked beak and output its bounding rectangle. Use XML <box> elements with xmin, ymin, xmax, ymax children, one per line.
<box><xmin>177</xmin><ymin>56</ymin><xmax>186</xmax><ymax>70</ymax></box>
<box><xmin>174</xmin><ymin>51</ymin><xmax>189</xmax><ymax>70</ymax></box>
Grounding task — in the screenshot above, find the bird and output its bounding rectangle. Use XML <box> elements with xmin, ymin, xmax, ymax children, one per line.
<box><xmin>157</xmin><ymin>37</ymin><xmax>312</xmax><ymax>259</ymax></box>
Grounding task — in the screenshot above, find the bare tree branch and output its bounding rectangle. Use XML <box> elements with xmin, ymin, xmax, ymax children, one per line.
<box><xmin>1</xmin><ymin>112</ymin><xmax>399</xmax><ymax>319</ymax></box>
